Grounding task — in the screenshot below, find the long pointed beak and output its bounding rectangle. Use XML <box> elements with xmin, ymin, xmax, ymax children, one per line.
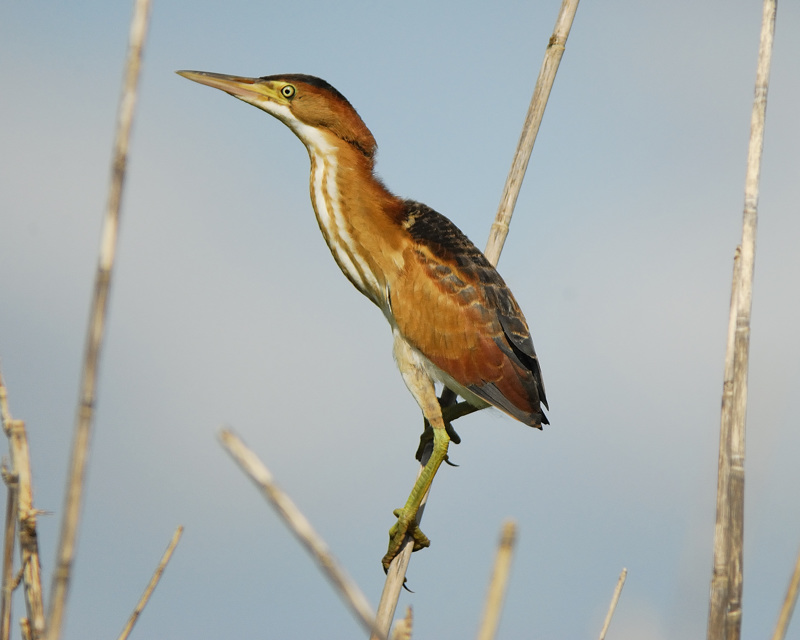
<box><xmin>176</xmin><ymin>70</ymin><xmax>279</xmax><ymax>104</ymax></box>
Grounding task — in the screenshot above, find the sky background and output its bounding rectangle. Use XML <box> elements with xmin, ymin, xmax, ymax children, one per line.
<box><xmin>1</xmin><ymin>1</ymin><xmax>799</xmax><ymax>638</ymax></box>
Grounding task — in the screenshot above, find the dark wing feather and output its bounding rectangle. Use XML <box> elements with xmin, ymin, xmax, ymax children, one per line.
<box><xmin>393</xmin><ymin>200</ymin><xmax>548</xmax><ymax>427</ymax></box>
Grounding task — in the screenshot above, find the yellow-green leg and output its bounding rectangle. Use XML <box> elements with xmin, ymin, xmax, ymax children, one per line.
<box><xmin>382</xmin><ymin>421</ymin><xmax>450</xmax><ymax>570</ymax></box>
<box><xmin>384</xmin><ymin>333</ymin><xmax>454</xmax><ymax>569</ymax></box>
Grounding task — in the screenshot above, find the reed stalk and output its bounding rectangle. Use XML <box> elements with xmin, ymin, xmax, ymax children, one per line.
<box><xmin>219</xmin><ymin>429</ymin><xmax>385</xmax><ymax>640</ymax></box>
<box><xmin>0</xmin><ymin>369</ymin><xmax>45</xmax><ymax>639</ymax></box>
<box><xmin>706</xmin><ymin>1</ymin><xmax>777</xmax><ymax>638</ymax></box>
<box><xmin>770</xmin><ymin>544</ymin><xmax>800</xmax><ymax>640</ymax></box>
<box><xmin>476</xmin><ymin>521</ymin><xmax>518</xmax><ymax>640</ymax></box>
<box><xmin>598</xmin><ymin>568</ymin><xmax>627</xmax><ymax>640</ymax></box>
<box><xmin>484</xmin><ymin>0</ymin><xmax>581</xmax><ymax>265</ymax></box>
<box><xmin>45</xmin><ymin>1</ymin><xmax>153</xmax><ymax>637</ymax></box>
<box><xmin>116</xmin><ymin>526</ymin><xmax>184</xmax><ymax>640</ymax></box>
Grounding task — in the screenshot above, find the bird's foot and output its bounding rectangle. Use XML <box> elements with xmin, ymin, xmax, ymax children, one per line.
<box><xmin>382</xmin><ymin>507</ymin><xmax>430</xmax><ymax>571</ymax></box>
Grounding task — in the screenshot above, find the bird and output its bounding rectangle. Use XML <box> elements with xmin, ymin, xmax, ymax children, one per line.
<box><xmin>177</xmin><ymin>70</ymin><xmax>549</xmax><ymax>570</ymax></box>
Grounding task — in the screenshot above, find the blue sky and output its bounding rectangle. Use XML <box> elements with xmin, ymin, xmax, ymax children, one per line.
<box><xmin>1</xmin><ymin>1</ymin><xmax>799</xmax><ymax>638</ymax></box>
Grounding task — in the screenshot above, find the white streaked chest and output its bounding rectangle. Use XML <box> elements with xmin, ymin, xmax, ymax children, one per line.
<box><xmin>305</xmin><ymin>151</ymin><xmax>387</xmax><ymax>314</ymax></box>
<box><xmin>287</xmin><ymin>120</ymin><xmax>391</xmax><ymax>313</ymax></box>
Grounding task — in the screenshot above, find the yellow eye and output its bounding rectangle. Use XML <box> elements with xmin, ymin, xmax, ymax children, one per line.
<box><xmin>281</xmin><ymin>85</ymin><xmax>296</xmax><ymax>99</ymax></box>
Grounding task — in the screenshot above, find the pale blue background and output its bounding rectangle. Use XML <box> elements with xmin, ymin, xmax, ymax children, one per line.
<box><xmin>1</xmin><ymin>1</ymin><xmax>799</xmax><ymax>638</ymax></box>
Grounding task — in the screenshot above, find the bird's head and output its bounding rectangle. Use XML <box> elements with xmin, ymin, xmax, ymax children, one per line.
<box><xmin>177</xmin><ymin>71</ymin><xmax>377</xmax><ymax>159</ymax></box>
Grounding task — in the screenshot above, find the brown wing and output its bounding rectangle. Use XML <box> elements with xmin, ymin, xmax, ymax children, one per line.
<box><xmin>389</xmin><ymin>200</ymin><xmax>548</xmax><ymax>427</ymax></box>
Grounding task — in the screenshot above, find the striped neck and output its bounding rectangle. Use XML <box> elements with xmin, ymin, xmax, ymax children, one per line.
<box><xmin>292</xmin><ymin>123</ymin><xmax>392</xmax><ymax>311</ymax></box>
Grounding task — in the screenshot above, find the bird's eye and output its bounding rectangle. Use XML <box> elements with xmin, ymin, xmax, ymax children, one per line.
<box><xmin>281</xmin><ymin>85</ymin><xmax>296</xmax><ymax>99</ymax></box>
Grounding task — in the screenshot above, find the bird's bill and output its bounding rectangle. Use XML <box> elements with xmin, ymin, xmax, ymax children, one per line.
<box><xmin>176</xmin><ymin>70</ymin><xmax>281</xmax><ymax>104</ymax></box>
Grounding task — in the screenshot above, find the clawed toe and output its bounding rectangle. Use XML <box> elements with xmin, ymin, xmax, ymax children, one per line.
<box><xmin>382</xmin><ymin>508</ymin><xmax>431</xmax><ymax>571</ymax></box>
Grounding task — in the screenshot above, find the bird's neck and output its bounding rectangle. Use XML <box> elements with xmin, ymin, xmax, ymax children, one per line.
<box><xmin>304</xmin><ymin>136</ymin><xmax>404</xmax><ymax>313</ymax></box>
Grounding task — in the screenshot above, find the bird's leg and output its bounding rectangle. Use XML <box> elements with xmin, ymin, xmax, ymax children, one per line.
<box><xmin>416</xmin><ymin>414</ymin><xmax>462</xmax><ymax>463</ymax></box>
<box><xmin>383</xmin><ymin>412</ymin><xmax>450</xmax><ymax>570</ymax></box>
<box><xmin>385</xmin><ymin>335</ymin><xmax>454</xmax><ymax>570</ymax></box>
<box><xmin>415</xmin><ymin>387</ymin><xmax>475</xmax><ymax>462</ymax></box>
<box><xmin>414</xmin><ymin>418</ymin><xmax>434</xmax><ymax>463</ymax></box>
<box><xmin>415</xmin><ymin>397</ymin><xmax>482</xmax><ymax>462</ymax></box>
<box><xmin>442</xmin><ymin>400</ymin><xmax>482</xmax><ymax>425</ymax></box>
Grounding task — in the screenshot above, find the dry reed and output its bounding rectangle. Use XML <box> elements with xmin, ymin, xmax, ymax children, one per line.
<box><xmin>770</xmin><ymin>544</ymin><xmax>800</xmax><ymax>640</ymax></box>
<box><xmin>0</xmin><ymin>368</ymin><xmax>15</xmax><ymax>640</ymax></box>
<box><xmin>219</xmin><ymin>429</ymin><xmax>386</xmax><ymax>640</ymax></box>
<box><xmin>598</xmin><ymin>568</ymin><xmax>627</xmax><ymax>640</ymax></box>
<box><xmin>0</xmin><ymin>368</ymin><xmax>45</xmax><ymax>640</ymax></box>
<box><xmin>116</xmin><ymin>526</ymin><xmax>184</xmax><ymax>640</ymax></box>
<box><xmin>0</xmin><ymin>475</ymin><xmax>15</xmax><ymax>640</ymax></box>
<box><xmin>390</xmin><ymin>607</ymin><xmax>413</xmax><ymax>640</ymax></box>
<box><xmin>706</xmin><ymin>0</ymin><xmax>777</xmax><ymax>638</ymax></box>
<box><xmin>476</xmin><ymin>521</ymin><xmax>518</xmax><ymax>640</ymax></box>
<box><xmin>45</xmin><ymin>1</ymin><xmax>153</xmax><ymax>637</ymax></box>
<box><xmin>484</xmin><ymin>0</ymin><xmax>582</xmax><ymax>265</ymax></box>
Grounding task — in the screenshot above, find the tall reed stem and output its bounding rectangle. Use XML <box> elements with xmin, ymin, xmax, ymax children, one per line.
<box><xmin>706</xmin><ymin>1</ymin><xmax>776</xmax><ymax>638</ymax></box>
<box><xmin>46</xmin><ymin>1</ymin><xmax>152</xmax><ymax>637</ymax></box>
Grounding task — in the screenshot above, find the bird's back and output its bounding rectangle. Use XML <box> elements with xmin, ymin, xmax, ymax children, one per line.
<box><xmin>389</xmin><ymin>200</ymin><xmax>548</xmax><ymax>427</ymax></box>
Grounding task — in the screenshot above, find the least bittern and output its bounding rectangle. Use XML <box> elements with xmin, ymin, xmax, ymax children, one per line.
<box><xmin>178</xmin><ymin>71</ymin><xmax>549</xmax><ymax>570</ymax></box>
